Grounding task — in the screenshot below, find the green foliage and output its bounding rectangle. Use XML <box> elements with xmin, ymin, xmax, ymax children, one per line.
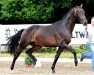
<box><xmin>0</xmin><ymin>0</ymin><xmax>55</xmax><ymax>23</ymax></box>
<box><xmin>39</xmin><ymin>47</ymin><xmax>57</xmax><ymax>53</ymax></box>
<box><xmin>0</xmin><ymin>0</ymin><xmax>72</xmax><ymax>23</ymax></box>
<box><xmin>74</xmin><ymin>47</ymin><xmax>83</xmax><ymax>53</ymax></box>
<box><xmin>74</xmin><ymin>45</ymin><xmax>88</xmax><ymax>53</ymax></box>
<box><xmin>0</xmin><ymin>0</ymin><xmax>94</xmax><ymax>23</ymax></box>
<box><xmin>24</xmin><ymin>56</ymin><xmax>33</xmax><ymax>65</ymax></box>
<box><xmin>25</xmin><ymin>46</ymin><xmax>88</xmax><ymax>53</ymax></box>
<box><xmin>36</xmin><ymin>46</ymin><xmax>88</xmax><ymax>53</ymax></box>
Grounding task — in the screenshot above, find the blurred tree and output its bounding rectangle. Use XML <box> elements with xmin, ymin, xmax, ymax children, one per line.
<box><xmin>0</xmin><ymin>0</ymin><xmax>72</xmax><ymax>24</ymax></box>
<box><xmin>0</xmin><ymin>0</ymin><xmax>94</xmax><ymax>24</ymax></box>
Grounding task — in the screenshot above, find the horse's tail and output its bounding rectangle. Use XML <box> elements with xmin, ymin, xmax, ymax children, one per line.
<box><xmin>6</xmin><ymin>29</ymin><xmax>25</xmax><ymax>54</ymax></box>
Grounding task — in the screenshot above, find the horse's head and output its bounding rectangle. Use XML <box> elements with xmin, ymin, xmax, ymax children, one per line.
<box><xmin>72</xmin><ymin>4</ymin><xmax>88</xmax><ymax>26</ymax></box>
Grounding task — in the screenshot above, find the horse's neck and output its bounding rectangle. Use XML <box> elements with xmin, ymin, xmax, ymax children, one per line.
<box><xmin>67</xmin><ymin>17</ymin><xmax>76</xmax><ymax>33</ymax></box>
<box><xmin>60</xmin><ymin>13</ymin><xmax>76</xmax><ymax>33</ymax></box>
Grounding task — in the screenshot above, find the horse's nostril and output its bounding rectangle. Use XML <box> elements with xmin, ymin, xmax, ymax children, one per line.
<box><xmin>84</xmin><ymin>22</ymin><xmax>87</xmax><ymax>26</ymax></box>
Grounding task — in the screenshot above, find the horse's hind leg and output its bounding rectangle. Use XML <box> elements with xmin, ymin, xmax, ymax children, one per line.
<box><xmin>10</xmin><ymin>43</ymin><xmax>28</xmax><ymax>71</ymax></box>
<box><xmin>11</xmin><ymin>47</ymin><xmax>22</xmax><ymax>70</ymax></box>
<box><xmin>26</xmin><ymin>46</ymin><xmax>42</xmax><ymax>66</ymax></box>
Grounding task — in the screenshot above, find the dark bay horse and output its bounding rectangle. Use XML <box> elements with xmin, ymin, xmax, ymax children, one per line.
<box><xmin>7</xmin><ymin>5</ymin><xmax>87</xmax><ymax>73</ymax></box>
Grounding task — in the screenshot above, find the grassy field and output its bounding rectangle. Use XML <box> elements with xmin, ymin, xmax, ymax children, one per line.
<box><xmin>0</xmin><ymin>52</ymin><xmax>82</xmax><ymax>58</ymax></box>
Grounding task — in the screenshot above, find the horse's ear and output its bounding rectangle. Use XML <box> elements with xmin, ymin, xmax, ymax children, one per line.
<box><xmin>80</xmin><ymin>4</ymin><xmax>83</xmax><ymax>8</ymax></box>
<box><xmin>76</xmin><ymin>4</ymin><xmax>83</xmax><ymax>8</ymax></box>
<box><xmin>75</xmin><ymin>5</ymin><xmax>78</xmax><ymax>8</ymax></box>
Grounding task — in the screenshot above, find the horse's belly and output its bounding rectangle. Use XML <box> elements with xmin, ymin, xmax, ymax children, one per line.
<box><xmin>35</xmin><ymin>38</ymin><xmax>59</xmax><ymax>47</ymax></box>
<box><xmin>33</xmin><ymin>30</ymin><xmax>61</xmax><ymax>47</ymax></box>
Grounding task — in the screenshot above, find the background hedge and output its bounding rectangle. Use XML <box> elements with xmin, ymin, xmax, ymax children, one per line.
<box><xmin>0</xmin><ymin>0</ymin><xmax>94</xmax><ymax>24</ymax></box>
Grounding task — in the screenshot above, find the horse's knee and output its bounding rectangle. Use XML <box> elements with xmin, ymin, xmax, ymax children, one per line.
<box><xmin>71</xmin><ymin>49</ymin><xmax>76</xmax><ymax>55</ymax></box>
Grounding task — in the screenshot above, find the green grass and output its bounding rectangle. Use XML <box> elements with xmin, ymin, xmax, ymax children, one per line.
<box><xmin>0</xmin><ymin>52</ymin><xmax>82</xmax><ymax>59</ymax></box>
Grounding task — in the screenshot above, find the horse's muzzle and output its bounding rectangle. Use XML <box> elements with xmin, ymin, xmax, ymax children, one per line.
<box><xmin>83</xmin><ymin>19</ymin><xmax>88</xmax><ymax>26</ymax></box>
<box><xmin>83</xmin><ymin>21</ymin><xmax>87</xmax><ymax>26</ymax></box>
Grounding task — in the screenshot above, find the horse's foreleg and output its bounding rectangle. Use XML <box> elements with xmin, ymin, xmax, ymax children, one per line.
<box><xmin>63</xmin><ymin>43</ymin><xmax>78</xmax><ymax>66</ymax></box>
<box><xmin>51</xmin><ymin>46</ymin><xmax>64</xmax><ymax>73</ymax></box>
<box><xmin>69</xmin><ymin>47</ymin><xmax>78</xmax><ymax>67</ymax></box>
<box><xmin>26</xmin><ymin>46</ymin><xmax>42</xmax><ymax>66</ymax></box>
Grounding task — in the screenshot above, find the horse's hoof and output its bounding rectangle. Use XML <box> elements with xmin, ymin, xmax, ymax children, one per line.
<box><xmin>75</xmin><ymin>64</ymin><xmax>77</xmax><ymax>66</ymax></box>
<box><xmin>10</xmin><ymin>70</ymin><xmax>14</xmax><ymax>73</ymax></box>
<box><xmin>52</xmin><ymin>70</ymin><xmax>55</xmax><ymax>74</ymax></box>
<box><xmin>33</xmin><ymin>61</ymin><xmax>37</xmax><ymax>66</ymax></box>
<box><xmin>75</xmin><ymin>60</ymin><xmax>78</xmax><ymax>66</ymax></box>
